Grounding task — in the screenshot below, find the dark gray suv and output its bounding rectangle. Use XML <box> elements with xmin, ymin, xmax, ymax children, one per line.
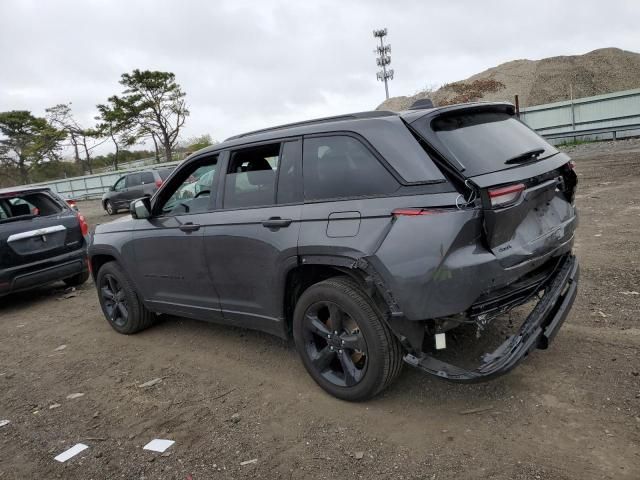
<box><xmin>1</xmin><ymin>187</ymin><xmax>89</xmax><ymax>297</ymax></box>
<box><xmin>102</xmin><ymin>168</ymin><xmax>173</xmax><ymax>215</ymax></box>
<box><xmin>89</xmin><ymin>102</ymin><xmax>579</xmax><ymax>401</ymax></box>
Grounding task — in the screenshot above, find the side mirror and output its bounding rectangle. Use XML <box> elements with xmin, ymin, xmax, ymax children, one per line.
<box><xmin>109</xmin><ymin>186</ymin><xmax>115</xmax><ymax>192</ymax></box>
<box><xmin>130</xmin><ymin>197</ymin><xmax>152</xmax><ymax>219</ymax></box>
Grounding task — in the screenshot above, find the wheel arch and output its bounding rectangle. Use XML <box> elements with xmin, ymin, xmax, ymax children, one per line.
<box><xmin>283</xmin><ymin>256</ymin><xmax>389</xmax><ymax>338</ymax></box>
<box><xmin>283</xmin><ymin>255</ymin><xmax>425</xmax><ymax>353</ymax></box>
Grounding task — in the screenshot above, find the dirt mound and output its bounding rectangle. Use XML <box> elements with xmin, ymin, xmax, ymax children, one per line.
<box><xmin>378</xmin><ymin>47</ymin><xmax>640</xmax><ymax>111</ymax></box>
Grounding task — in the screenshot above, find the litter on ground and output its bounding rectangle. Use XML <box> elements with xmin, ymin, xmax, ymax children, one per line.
<box><xmin>138</xmin><ymin>377</ymin><xmax>163</xmax><ymax>388</ymax></box>
<box><xmin>143</xmin><ymin>439</ymin><xmax>175</xmax><ymax>453</ymax></box>
<box><xmin>54</xmin><ymin>443</ymin><xmax>89</xmax><ymax>463</ymax></box>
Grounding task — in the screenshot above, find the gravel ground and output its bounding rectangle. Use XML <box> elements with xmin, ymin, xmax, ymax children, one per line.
<box><xmin>0</xmin><ymin>142</ymin><xmax>639</xmax><ymax>479</ymax></box>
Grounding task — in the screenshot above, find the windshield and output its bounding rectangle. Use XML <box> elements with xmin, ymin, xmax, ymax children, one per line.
<box><xmin>430</xmin><ymin>111</ymin><xmax>558</xmax><ymax>177</ymax></box>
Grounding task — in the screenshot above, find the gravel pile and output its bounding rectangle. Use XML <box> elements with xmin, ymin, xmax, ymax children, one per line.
<box><xmin>378</xmin><ymin>47</ymin><xmax>640</xmax><ymax>111</ymax></box>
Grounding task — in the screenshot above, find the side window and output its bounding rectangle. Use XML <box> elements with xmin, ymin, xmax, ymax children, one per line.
<box><xmin>303</xmin><ymin>135</ymin><xmax>399</xmax><ymax>201</ymax></box>
<box><xmin>140</xmin><ymin>172</ymin><xmax>155</xmax><ymax>184</ymax></box>
<box><xmin>157</xmin><ymin>155</ymin><xmax>218</xmax><ymax>216</ymax></box>
<box><xmin>276</xmin><ymin>140</ymin><xmax>303</xmax><ymax>204</ymax></box>
<box><xmin>125</xmin><ymin>173</ymin><xmax>141</xmax><ymax>188</ymax></box>
<box><xmin>113</xmin><ymin>177</ymin><xmax>126</xmax><ymax>191</ymax></box>
<box><xmin>223</xmin><ymin>143</ymin><xmax>280</xmax><ymax>209</ymax></box>
<box><xmin>158</xmin><ymin>168</ymin><xmax>173</xmax><ymax>180</ymax></box>
<box><xmin>0</xmin><ymin>200</ymin><xmax>9</xmax><ymax>219</ymax></box>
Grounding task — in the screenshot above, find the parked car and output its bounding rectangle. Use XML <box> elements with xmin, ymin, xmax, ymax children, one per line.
<box><xmin>102</xmin><ymin>167</ymin><xmax>173</xmax><ymax>215</ymax></box>
<box><xmin>0</xmin><ymin>187</ymin><xmax>90</xmax><ymax>297</ymax></box>
<box><xmin>89</xmin><ymin>102</ymin><xmax>579</xmax><ymax>401</ymax></box>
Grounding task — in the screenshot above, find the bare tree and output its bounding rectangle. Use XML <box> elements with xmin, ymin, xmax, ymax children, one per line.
<box><xmin>46</xmin><ymin>103</ymin><xmax>105</xmax><ymax>174</ymax></box>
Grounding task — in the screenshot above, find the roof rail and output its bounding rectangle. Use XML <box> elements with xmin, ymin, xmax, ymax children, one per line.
<box><xmin>225</xmin><ymin>110</ymin><xmax>397</xmax><ymax>141</ymax></box>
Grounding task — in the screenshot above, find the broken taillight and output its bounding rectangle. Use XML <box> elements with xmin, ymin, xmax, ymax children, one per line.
<box><xmin>488</xmin><ymin>183</ymin><xmax>525</xmax><ymax>208</ymax></box>
<box><xmin>77</xmin><ymin>213</ymin><xmax>89</xmax><ymax>237</ymax></box>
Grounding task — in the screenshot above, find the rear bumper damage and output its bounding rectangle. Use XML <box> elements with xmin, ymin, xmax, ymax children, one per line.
<box><xmin>404</xmin><ymin>254</ymin><xmax>579</xmax><ymax>382</ymax></box>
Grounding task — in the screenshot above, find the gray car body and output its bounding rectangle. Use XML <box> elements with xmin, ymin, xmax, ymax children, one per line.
<box><xmin>101</xmin><ymin>169</ymin><xmax>167</xmax><ymax>212</ymax></box>
<box><xmin>89</xmin><ymin>102</ymin><xmax>578</xmax><ymax>380</ymax></box>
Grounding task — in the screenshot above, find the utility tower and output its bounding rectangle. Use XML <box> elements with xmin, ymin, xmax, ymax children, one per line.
<box><xmin>373</xmin><ymin>28</ymin><xmax>393</xmax><ymax>100</ymax></box>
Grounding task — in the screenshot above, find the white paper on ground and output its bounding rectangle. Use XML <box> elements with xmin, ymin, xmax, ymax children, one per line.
<box><xmin>143</xmin><ymin>439</ymin><xmax>175</xmax><ymax>453</ymax></box>
<box><xmin>0</xmin><ymin>420</ymin><xmax>10</xmax><ymax>428</ymax></box>
<box><xmin>54</xmin><ymin>443</ymin><xmax>89</xmax><ymax>462</ymax></box>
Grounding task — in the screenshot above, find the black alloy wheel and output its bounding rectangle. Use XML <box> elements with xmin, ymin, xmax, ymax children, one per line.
<box><xmin>100</xmin><ymin>273</ymin><xmax>129</xmax><ymax>328</ymax></box>
<box><xmin>301</xmin><ymin>300</ymin><xmax>368</xmax><ymax>387</ymax></box>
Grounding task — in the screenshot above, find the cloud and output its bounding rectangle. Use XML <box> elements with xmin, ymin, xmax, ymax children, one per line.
<box><xmin>1</xmin><ymin>0</ymin><xmax>638</xmax><ymax>153</ymax></box>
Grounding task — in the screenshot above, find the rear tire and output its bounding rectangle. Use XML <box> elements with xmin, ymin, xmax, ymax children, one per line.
<box><xmin>293</xmin><ymin>276</ymin><xmax>403</xmax><ymax>401</ymax></box>
<box><xmin>63</xmin><ymin>270</ymin><xmax>90</xmax><ymax>287</ymax></box>
<box><xmin>96</xmin><ymin>261</ymin><xmax>155</xmax><ymax>334</ymax></box>
<box><xmin>105</xmin><ymin>200</ymin><xmax>116</xmax><ymax>215</ymax></box>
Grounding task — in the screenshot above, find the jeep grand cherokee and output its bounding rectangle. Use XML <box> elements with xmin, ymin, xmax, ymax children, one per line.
<box><xmin>89</xmin><ymin>102</ymin><xmax>578</xmax><ymax>401</ymax></box>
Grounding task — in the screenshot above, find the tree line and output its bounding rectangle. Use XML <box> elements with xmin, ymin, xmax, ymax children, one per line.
<box><xmin>0</xmin><ymin>70</ymin><xmax>210</xmax><ymax>186</ymax></box>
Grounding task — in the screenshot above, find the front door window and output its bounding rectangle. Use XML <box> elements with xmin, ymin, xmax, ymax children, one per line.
<box><xmin>156</xmin><ymin>156</ymin><xmax>218</xmax><ymax>216</ymax></box>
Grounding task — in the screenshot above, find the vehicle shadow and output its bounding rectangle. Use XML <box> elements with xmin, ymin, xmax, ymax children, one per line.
<box><xmin>146</xmin><ymin>313</ymin><xmax>518</xmax><ymax>407</ymax></box>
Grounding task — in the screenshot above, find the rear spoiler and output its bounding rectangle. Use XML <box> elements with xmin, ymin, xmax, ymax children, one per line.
<box><xmin>401</xmin><ymin>101</ymin><xmax>516</xmax><ymax>125</ymax></box>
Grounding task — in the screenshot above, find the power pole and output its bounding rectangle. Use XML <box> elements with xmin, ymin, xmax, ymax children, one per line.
<box><xmin>373</xmin><ymin>28</ymin><xmax>393</xmax><ymax>100</ymax></box>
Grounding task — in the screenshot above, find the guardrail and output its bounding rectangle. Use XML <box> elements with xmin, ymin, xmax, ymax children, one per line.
<box><xmin>540</xmin><ymin>123</ymin><xmax>640</xmax><ymax>141</ymax></box>
<box><xmin>18</xmin><ymin>160</ymin><xmax>183</xmax><ymax>200</ymax></box>
<box><xmin>520</xmin><ymin>88</ymin><xmax>640</xmax><ymax>144</ymax></box>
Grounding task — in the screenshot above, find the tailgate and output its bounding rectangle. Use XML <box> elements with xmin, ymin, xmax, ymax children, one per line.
<box><xmin>408</xmin><ymin>103</ymin><xmax>578</xmax><ymax>268</ymax></box>
<box><xmin>474</xmin><ymin>158</ymin><xmax>577</xmax><ymax>267</ymax></box>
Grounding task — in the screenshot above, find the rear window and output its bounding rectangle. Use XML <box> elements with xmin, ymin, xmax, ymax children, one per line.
<box><xmin>430</xmin><ymin>111</ymin><xmax>558</xmax><ymax>177</ymax></box>
<box><xmin>158</xmin><ymin>168</ymin><xmax>173</xmax><ymax>180</ymax></box>
<box><xmin>0</xmin><ymin>192</ymin><xmax>63</xmax><ymax>223</ymax></box>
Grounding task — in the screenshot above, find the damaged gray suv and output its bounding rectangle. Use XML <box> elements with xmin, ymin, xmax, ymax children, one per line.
<box><xmin>89</xmin><ymin>102</ymin><xmax>579</xmax><ymax>401</ymax></box>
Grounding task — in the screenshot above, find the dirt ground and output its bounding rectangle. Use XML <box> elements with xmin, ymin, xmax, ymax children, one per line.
<box><xmin>1</xmin><ymin>142</ymin><xmax>639</xmax><ymax>479</ymax></box>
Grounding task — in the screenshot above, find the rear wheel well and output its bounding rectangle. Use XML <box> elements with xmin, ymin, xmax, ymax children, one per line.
<box><xmin>283</xmin><ymin>264</ymin><xmax>386</xmax><ymax>337</ymax></box>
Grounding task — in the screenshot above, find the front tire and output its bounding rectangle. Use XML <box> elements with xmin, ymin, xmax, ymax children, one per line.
<box><xmin>293</xmin><ymin>277</ymin><xmax>403</xmax><ymax>401</ymax></box>
<box><xmin>96</xmin><ymin>262</ymin><xmax>155</xmax><ymax>334</ymax></box>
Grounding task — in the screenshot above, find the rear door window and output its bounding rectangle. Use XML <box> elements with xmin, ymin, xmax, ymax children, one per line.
<box><xmin>223</xmin><ymin>143</ymin><xmax>280</xmax><ymax>209</ymax></box>
<box><xmin>125</xmin><ymin>173</ymin><xmax>142</xmax><ymax>188</ymax></box>
<box><xmin>302</xmin><ymin>135</ymin><xmax>399</xmax><ymax>201</ymax></box>
<box><xmin>428</xmin><ymin>111</ymin><xmax>558</xmax><ymax>177</ymax></box>
<box><xmin>140</xmin><ymin>172</ymin><xmax>155</xmax><ymax>184</ymax></box>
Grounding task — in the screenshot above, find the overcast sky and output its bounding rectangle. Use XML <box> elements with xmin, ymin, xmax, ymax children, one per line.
<box><xmin>1</xmin><ymin>0</ymin><xmax>638</xmax><ymax>154</ymax></box>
